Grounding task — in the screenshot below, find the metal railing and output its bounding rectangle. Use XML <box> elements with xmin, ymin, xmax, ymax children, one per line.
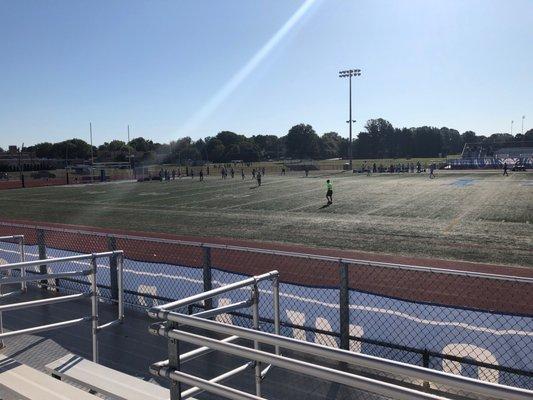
<box><xmin>0</xmin><ymin>249</ymin><xmax>124</xmax><ymax>363</ymax></box>
<box><xmin>148</xmin><ymin>271</ymin><xmax>533</xmax><ymax>400</ymax></box>
<box><xmin>0</xmin><ymin>222</ymin><xmax>531</xmax><ymax>389</ymax></box>
<box><xmin>149</xmin><ymin>271</ymin><xmax>280</xmax><ymax>400</ymax></box>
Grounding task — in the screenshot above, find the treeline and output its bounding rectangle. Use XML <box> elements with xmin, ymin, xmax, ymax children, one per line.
<box><xmin>5</xmin><ymin>119</ymin><xmax>532</xmax><ymax>164</ymax></box>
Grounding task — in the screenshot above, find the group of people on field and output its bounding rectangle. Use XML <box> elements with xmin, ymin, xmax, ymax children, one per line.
<box><xmin>360</xmin><ymin>161</ymin><xmax>430</xmax><ymax>174</ymax></box>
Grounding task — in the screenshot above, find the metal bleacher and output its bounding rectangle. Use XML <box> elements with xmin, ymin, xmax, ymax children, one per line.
<box><xmin>0</xmin><ymin>234</ymin><xmax>532</xmax><ymax>400</ymax></box>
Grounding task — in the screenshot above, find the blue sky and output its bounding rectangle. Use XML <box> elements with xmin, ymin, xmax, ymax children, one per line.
<box><xmin>0</xmin><ymin>0</ymin><xmax>531</xmax><ymax>148</ymax></box>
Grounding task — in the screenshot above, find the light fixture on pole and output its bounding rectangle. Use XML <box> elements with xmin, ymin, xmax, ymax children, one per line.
<box><xmin>511</xmin><ymin>120</ymin><xmax>514</xmax><ymax>135</ymax></box>
<box><xmin>522</xmin><ymin>115</ymin><xmax>525</xmax><ymax>135</ymax></box>
<box><xmin>339</xmin><ymin>68</ymin><xmax>361</xmax><ymax>170</ymax></box>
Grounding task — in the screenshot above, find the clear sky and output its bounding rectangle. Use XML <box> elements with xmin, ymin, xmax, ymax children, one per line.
<box><xmin>0</xmin><ymin>0</ymin><xmax>531</xmax><ymax>148</ymax></box>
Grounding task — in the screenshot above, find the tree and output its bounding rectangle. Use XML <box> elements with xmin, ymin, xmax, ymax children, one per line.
<box><xmin>206</xmin><ymin>138</ymin><xmax>225</xmax><ymax>162</ymax></box>
<box><xmin>439</xmin><ymin>127</ymin><xmax>462</xmax><ymax>156</ymax></box>
<box><xmin>252</xmin><ymin>135</ymin><xmax>282</xmax><ymax>160</ymax></box>
<box><xmin>285</xmin><ymin>124</ymin><xmax>320</xmax><ymax>159</ymax></box>
<box><xmin>128</xmin><ymin>137</ymin><xmax>155</xmax><ymax>152</ymax></box>
<box><xmin>320</xmin><ymin>132</ymin><xmax>345</xmax><ymax>159</ymax></box>
<box><xmin>462</xmin><ymin>131</ymin><xmax>477</xmax><ymax>144</ymax></box>
<box><xmin>363</xmin><ymin>118</ymin><xmax>395</xmax><ymax>158</ymax></box>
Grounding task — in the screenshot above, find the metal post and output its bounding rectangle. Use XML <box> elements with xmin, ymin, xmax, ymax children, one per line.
<box><xmin>107</xmin><ymin>236</ymin><xmax>119</xmax><ymax>302</ymax></box>
<box><xmin>202</xmin><ymin>247</ymin><xmax>212</xmax><ymax>310</ymax></box>
<box><xmin>91</xmin><ymin>257</ymin><xmax>99</xmax><ymax>363</ymax></box>
<box><xmin>20</xmin><ymin>236</ymin><xmax>26</xmax><ymax>291</ymax></box>
<box><xmin>90</xmin><ymin>122</ymin><xmax>94</xmax><ymax>184</ymax></box>
<box><xmin>339</xmin><ymin>261</ymin><xmax>350</xmax><ymax>351</ymax></box>
<box><xmin>117</xmin><ymin>253</ymin><xmax>124</xmax><ymax>321</ymax></box>
<box><xmin>168</xmin><ymin>321</ymin><xmax>182</xmax><ymax>400</ymax></box>
<box><xmin>37</xmin><ymin>229</ymin><xmax>48</xmax><ymax>290</ymax></box>
<box><xmin>348</xmin><ymin>75</ymin><xmax>353</xmax><ymax>170</ymax></box>
<box><xmin>251</xmin><ymin>284</ymin><xmax>261</xmax><ymax>397</ymax></box>
<box><xmin>272</xmin><ymin>276</ymin><xmax>281</xmax><ymax>355</ymax></box>
<box><xmin>0</xmin><ymin>311</ymin><xmax>3</xmax><ymax>349</ymax></box>
<box><xmin>422</xmin><ymin>350</ymin><xmax>430</xmax><ymax>390</ymax></box>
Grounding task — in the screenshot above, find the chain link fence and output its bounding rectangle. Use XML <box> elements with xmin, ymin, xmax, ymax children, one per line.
<box><xmin>0</xmin><ymin>220</ymin><xmax>531</xmax><ymax>391</ymax></box>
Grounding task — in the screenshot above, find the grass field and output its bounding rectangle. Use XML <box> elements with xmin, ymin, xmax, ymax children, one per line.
<box><xmin>0</xmin><ymin>170</ymin><xmax>531</xmax><ymax>267</ymax></box>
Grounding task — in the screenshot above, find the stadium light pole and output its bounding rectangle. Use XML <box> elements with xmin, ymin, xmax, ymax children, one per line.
<box><xmin>90</xmin><ymin>122</ymin><xmax>94</xmax><ymax>183</ymax></box>
<box><xmin>127</xmin><ymin>124</ymin><xmax>132</xmax><ymax>179</ymax></box>
<box><xmin>522</xmin><ymin>115</ymin><xmax>525</xmax><ymax>135</ymax></box>
<box><xmin>339</xmin><ymin>68</ymin><xmax>361</xmax><ymax>170</ymax></box>
<box><xmin>510</xmin><ymin>120</ymin><xmax>513</xmax><ymax>135</ymax></box>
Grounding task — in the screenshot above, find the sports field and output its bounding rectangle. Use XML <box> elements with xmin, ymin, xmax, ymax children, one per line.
<box><xmin>0</xmin><ymin>170</ymin><xmax>531</xmax><ymax>267</ymax></box>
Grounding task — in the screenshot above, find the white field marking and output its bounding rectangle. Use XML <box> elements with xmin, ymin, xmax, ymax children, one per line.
<box><xmin>215</xmin><ymin>297</ymin><xmax>233</xmax><ymax>324</ymax></box>
<box><xmin>443</xmin><ymin>180</ymin><xmax>495</xmax><ymax>234</ymax></box>
<box><xmin>85</xmin><ymin>190</ymin><xmax>107</xmax><ymax>195</ymax></box>
<box><xmin>223</xmin><ymin>186</ymin><xmax>325</xmax><ymax>210</ymax></box>
<box><xmin>315</xmin><ymin>317</ymin><xmax>338</xmax><ymax>347</ymax></box>
<box><xmin>222</xmin><ymin>177</ymin><xmax>358</xmax><ymax>211</ymax></box>
<box><xmin>135</xmin><ymin>176</ymin><xmax>297</xmax><ymax>206</ymax></box>
<box><xmin>137</xmin><ymin>285</ymin><xmax>158</xmax><ymax>307</ymax></box>
<box><xmin>349</xmin><ymin>325</ymin><xmax>364</xmax><ymax>353</ymax></box>
<box><xmin>286</xmin><ymin>310</ymin><xmax>306</xmax><ymax>341</ymax></box>
<box><xmin>138</xmin><ymin>192</ymin><xmax>170</xmax><ymax>196</ymax></box>
<box><xmin>355</xmin><ymin>181</ymin><xmax>440</xmax><ymax>218</ymax></box>
<box><xmin>278</xmin><ymin>291</ymin><xmax>533</xmax><ymax>337</ymax></box>
<box><xmin>86</xmin><ymin>273</ymin><xmax>102</xmax><ymax>296</ymax></box>
<box><xmin>442</xmin><ymin>344</ymin><xmax>499</xmax><ymax>383</ymax></box>
<box><xmin>282</xmin><ymin>179</ymin><xmax>371</xmax><ymax>212</ymax></box>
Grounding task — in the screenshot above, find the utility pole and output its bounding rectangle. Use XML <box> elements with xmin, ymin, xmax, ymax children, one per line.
<box><xmin>65</xmin><ymin>141</ymin><xmax>69</xmax><ymax>185</ymax></box>
<box><xmin>19</xmin><ymin>143</ymin><xmax>25</xmax><ymax>188</ymax></box>
<box><xmin>90</xmin><ymin>122</ymin><xmax>94</xmax><ymax>183</ymax></box>
<box><xmin>339</xmin><ymin>69</ymin><xmax>361</xmax><ymax>170</ymax></box>
<box><xmin>127</xmin><ymin>124</ymin><xmax>132</xmax><ymax>179</ymax></box>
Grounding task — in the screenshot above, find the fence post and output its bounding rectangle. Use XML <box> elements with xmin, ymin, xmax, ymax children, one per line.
<box><xmin>37</xmin><ymin>229</ymin><xmax>48</xmax><ymax>290</ymax></box>
<box><xmin>203</xmin><ymin>246</ymin><xmax>212</xmax><ymax>310</ymax></box>
<box><xmin>107</xmin><ymin>236</ymin><xmax>119</xmax><ymax>302</ymax></box>
<box><xmin>339</xmin><ymin>261</ymin><xmax>350</xmax><ymax>351</ymax></box>
<box><xmin>422</xmin><ymin>349</ymin><xmax>430</xmax><ymax>389</ymax></box>
<box><xmin>168</xmin><ymin>321</ymin><xmax>182</xmax><ymax>400</ymax></box>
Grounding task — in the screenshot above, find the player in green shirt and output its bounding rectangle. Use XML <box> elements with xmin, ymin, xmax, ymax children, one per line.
<box><xmin>326</xmin><ymin>180</ymin><xmax>333</xmax><ymax>204</ymax></box>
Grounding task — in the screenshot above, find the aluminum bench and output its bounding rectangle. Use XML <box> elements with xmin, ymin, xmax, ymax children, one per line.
<box><xmin>0</xmin><ymin>355</ymin><xmax>97</xmax><ymax>400</ymax></box>
<box><xmin>46</xmin><ymin>353</ymin><xmax>174</xmax><ymax>400</ymax></box>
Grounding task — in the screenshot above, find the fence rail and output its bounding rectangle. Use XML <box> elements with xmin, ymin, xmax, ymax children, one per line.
<box><xmin>0</xmin><ymin>245</ymin><xmax>124</xmax><ymax>362</ymax></box>
<box><xmin>0</xmin><ymin>221</ymin><xmax>531</xmax><ymax>390</ymax></box>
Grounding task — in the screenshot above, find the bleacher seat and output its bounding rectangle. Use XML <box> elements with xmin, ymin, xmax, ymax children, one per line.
<box><xmin>0</xmin><ymin>354</ymin><xmax>97</xmax><ymax>400</ymax></box>
<box><xmin>46</xmin><ymin>353</ymin><xmax>174</xmax><ymax>400</ymax></box>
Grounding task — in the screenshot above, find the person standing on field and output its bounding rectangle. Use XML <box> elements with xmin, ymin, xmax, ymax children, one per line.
<box><xmin>326</xmin><ymin>179</ymin><xmax>333</xmax><ymax>205</ymax></box>
<box><xmin>256</xmin><ymin>171</ymin><xmax>262</xmax><ymax>187</ymax></box>
<box><xmin>503</xmin><ymin>162</ymin><xmax>509</xmax><ymax>176</ymax></box>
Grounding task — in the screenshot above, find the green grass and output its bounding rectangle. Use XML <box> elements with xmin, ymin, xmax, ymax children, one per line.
<box><xmin>0</xmin><ymin>170</ymin><xmax>531</xmax><ymax>266</ymax></box>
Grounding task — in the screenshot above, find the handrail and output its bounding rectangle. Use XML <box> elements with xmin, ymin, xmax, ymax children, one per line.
<box><xmin>0</xmin><ymin>251</ymin><xmax>121</xmax><ymax>270</ymax></box>
<box><xmin>0</xmin><ymin>234</ymin><xmax>26</xmax><ymax>347</ymax></box>
<box><xmin>154</xmin><ymin>313</ymin><xmax>533</xmax><ymax>400</ymax></box>
<box><xmin>149</xmin><ymin>271</ymin><xmax>533</xmax><ymax>400</ymax></box>
<box><xmin>149</xmin><ymin>271</ymin><xmax>281</xmax><ymax>399</ymax></box>
<box><xmin>2</xmin><ymin>221</ymin><xmax>531</xmax><ymax>282</ymax></box>
<box><xmin>0</xmin><ymin>249</ymin><xmax>125</xmax><ymax>363</ymax></box>
<box><xmin>149</xmin><ymin>270</ymin><xmax>279</xmax><ymax>316</ymax></box>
